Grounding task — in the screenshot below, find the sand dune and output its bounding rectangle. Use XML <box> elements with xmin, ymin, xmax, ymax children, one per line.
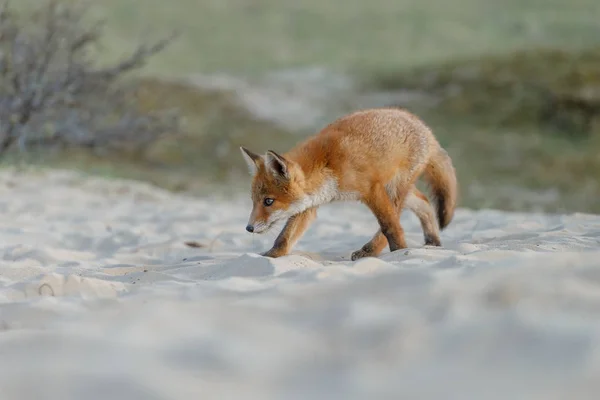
<box><xmin>0</xmin><ymin>168</ymin><xmax>599</xmax><ymax>399</ymax></box>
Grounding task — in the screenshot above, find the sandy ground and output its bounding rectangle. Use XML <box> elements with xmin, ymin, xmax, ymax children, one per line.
<box><xmin>0</xmin><ymin>169</ymin><xmax>600</xmax><ymax>399</ymax></box>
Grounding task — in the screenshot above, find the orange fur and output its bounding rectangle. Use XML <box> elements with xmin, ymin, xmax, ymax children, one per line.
<box><xmin>240</xmin><ymin>107</ymin><xmax>458</xmax><ymax>259</ymax></box>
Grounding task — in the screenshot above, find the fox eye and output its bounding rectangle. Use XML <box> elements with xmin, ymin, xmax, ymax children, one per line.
<box><xmin>263</xmin><ymin>198</ymin><xmax>274</xmax><ymax>207</ymax></box>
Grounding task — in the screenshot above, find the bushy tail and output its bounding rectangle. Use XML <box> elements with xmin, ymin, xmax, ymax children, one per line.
<box><xmin>423</xmin><ymin>145</ymin><xmax>457</xmax><ymax>230</ymax></box>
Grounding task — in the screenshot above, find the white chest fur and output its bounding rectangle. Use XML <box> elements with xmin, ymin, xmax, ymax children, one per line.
<box><xmin>289</xmin><ymin>177</ymin><xmax>360</xmax><ymax>215</ymax></box>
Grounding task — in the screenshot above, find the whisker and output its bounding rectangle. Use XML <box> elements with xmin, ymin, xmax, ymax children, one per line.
<box><xmin>265</xmin><ymin>228</ymin><xmax>279</xmax><ymax>241</ymax></box>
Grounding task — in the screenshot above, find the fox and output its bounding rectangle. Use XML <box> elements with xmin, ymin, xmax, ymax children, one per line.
<box><xmin>239</xmin><ymin>107</ymin><xmax>457</xmax><ymax>260</ymax></box>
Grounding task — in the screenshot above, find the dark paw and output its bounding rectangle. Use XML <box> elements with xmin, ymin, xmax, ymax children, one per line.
<box><xmin>351</xmin><ymin>249</ymin><xmax>371</xmax><ymax>261</ymax></box>
<box><xmin>261</xmin><ymin>249</ymin><xmax>285</xmax><ymax>258</ymax></box>
<box><xmin>424</xmin><ymin>234</ymin><xmax>442</xmax><ymax>247</ymax></box>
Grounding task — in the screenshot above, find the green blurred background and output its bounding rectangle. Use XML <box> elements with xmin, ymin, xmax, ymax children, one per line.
<box><xmin>11</xmin><ymin>0</ymin><xmax>600</xmax><ymax>213</ymax></box>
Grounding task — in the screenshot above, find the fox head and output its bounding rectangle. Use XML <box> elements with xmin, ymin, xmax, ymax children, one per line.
<box><xmin>240</xmin><ymin>147</ymin><xmax>306</xmax><ymax>234</ymax></box>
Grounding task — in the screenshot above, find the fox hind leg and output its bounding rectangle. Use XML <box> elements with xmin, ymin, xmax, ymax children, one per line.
<box><xmin>350</xmin><ymin>229</ymin><xmax>388</xmax><ymax>261</ymax></box>
<box><xmin>405</xmin><ymin>188</ymin><xmax>441</xmax><ymax>246</ymax></box>
<box><xmin>357</xmin><ymin>183</ymin><xmax>408</xmax><ymax>256</ymax></box>
<box><xmin>351</xmin><ymin>186</ymin><xmax>440</xmax><ymax>261</ymax></box>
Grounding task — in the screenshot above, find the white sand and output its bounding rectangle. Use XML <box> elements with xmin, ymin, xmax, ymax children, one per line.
<box><xmin>1</xmin><ymin>168</ymin><xmax>600</xmax><ymax>399</ymax></box>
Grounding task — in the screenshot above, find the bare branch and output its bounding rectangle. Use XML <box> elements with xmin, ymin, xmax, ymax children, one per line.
<box><xmin>0</xmin><ymin>0</ymin><xmax>179</xmax><ymax>156</ymax></box>
<box><xmin>93</xmin><ymin>31</ymin><xmax>179</xmax><ymax>79</ymax></box>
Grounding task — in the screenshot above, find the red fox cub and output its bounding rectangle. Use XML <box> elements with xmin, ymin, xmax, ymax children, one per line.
<box><xmin>240</xmin><ymin>108</ymin><xmax>457</xmax><ymax>260</ymax></box>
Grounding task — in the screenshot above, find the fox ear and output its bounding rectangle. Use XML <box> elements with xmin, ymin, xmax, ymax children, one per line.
<box><xmin>265</xmin><ymin>150</ymin><xmax>290</xmax><ymax>180</ymax></box>
<box><xmin>240</xmin><ymin>146</ymin><xmax>261</xmax><ymax>176</ymax></box>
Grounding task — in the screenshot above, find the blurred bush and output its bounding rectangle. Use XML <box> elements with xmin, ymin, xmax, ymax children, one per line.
<box><xmin>125</xmin><ymin>78</ymin><xmax>302</xmax><ymax>181</ymax></box>
<box><xmin>367</xmin><ymin>49</ymin><xmax>600</xmax><ymax>139</ymax></box>
<box><xmin>0</xmin><ymin>0</ymin><xmax>178</xmax><ymax>157</ymax></box>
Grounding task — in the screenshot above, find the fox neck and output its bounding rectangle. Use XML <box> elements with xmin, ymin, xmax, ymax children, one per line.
<box><xmin>287</xmin><ymin>169</ymin><xmax>340</xmax><ymax>215</ymax></box>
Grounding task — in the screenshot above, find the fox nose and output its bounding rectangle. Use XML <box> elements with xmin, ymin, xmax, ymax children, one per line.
<box><xmin>246</xmin><ymin>224</ymin><xmax>254</xmax><ymax>233</ymax></box>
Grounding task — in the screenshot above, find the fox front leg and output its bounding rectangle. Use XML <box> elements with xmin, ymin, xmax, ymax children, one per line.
<box><xmin>261</xmin><ymin>208</ymin><xmax>317</xmax><ymax>258</ymax></box>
